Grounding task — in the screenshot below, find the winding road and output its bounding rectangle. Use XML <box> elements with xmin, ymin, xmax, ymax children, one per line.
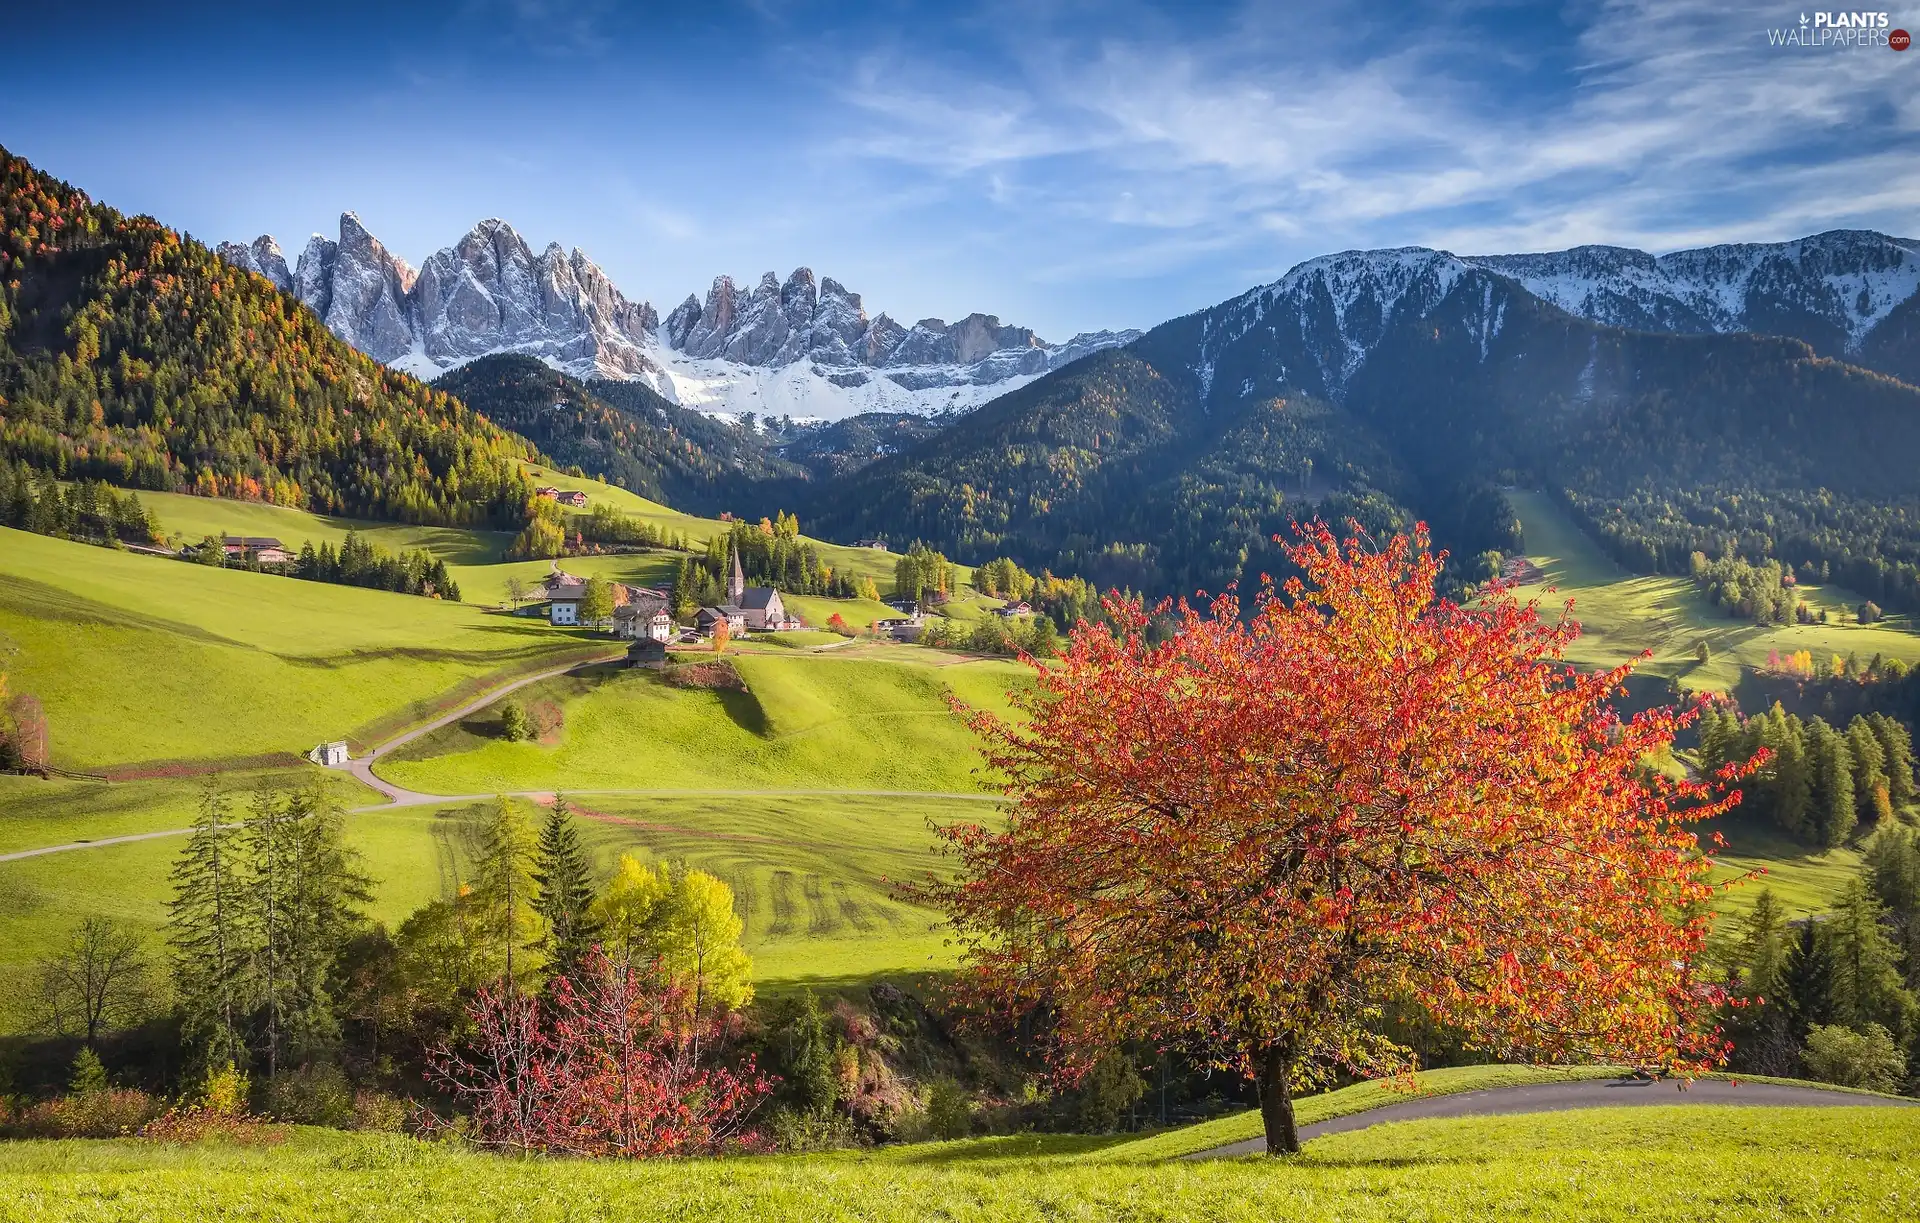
<box><xmin>1190</xmin><ymin>1076</ymin><xmax>1918</xmax><ymax>1158</ymax></box>
<box><xmin>0</xmin><ymin>654</ymin><xmax>1000</xmax><ymax>864</ymax></box>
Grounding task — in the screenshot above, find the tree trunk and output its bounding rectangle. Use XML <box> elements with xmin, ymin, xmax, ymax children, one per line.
<box><xmin>1256</xmin><ymin>1043</ymin><xmax>1301</xmax><ymax>1155</ymax></box>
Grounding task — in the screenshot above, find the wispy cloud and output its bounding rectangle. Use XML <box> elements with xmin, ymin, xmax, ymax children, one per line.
<box><xmin>821</xmin><ymin>0</ymin><xmax>1920</xmax><ymax>283</ymax></box>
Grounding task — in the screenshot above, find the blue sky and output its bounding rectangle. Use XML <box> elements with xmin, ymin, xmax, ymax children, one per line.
<box><xmin>4</xmin><ymin>0</ymin><xmax>1916</xmax><ymax>338</ymax></box>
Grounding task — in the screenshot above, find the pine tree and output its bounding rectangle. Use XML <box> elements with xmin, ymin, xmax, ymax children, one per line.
<box><xmin>1847</xmin><ymin>717</ymin><xmax>1888</xmax><ymax>824</ymax></box>
<box><xmin>242</xmin><ymin>786</ymin><xmax>294</xmax><ymax>1078</ymax></box>
<box><xmin>1827</xmin><ymin>878</ymin><xmax>1916</xmax><ymax>1035</ymax></box>
<box><xmin>532</xmin><ymin>797</ymin><xmax>601</xmax><ymax>979</ymax></box>
<box><xmin>1868</xmin><ymin>713</ymin><xmax>1915</xmax><ymax>805</ymax></box>
<box><xmin>168</xmin><ymin>782</ymin><xmax>252</xmax><ymax>1071</ymax></box>
<box><xmin>1778</xmin><ymin>922</ymin><xmax>1836</xmax><ymax>1038</ymax></box>
<box><xmin>1806</xmin><ymin>718</ymin><xmax>1856</xmax><ymax>846</ymax></box>
<box><xmin>1739</xmin><ymin>888</ymin><xmax>1789</xmax><ymax>1001</ymax></box>
<box><xmin>470</xmin><ymin>797</ymin><xmax>543</xmax><ymax>989</ymax></box>
<box><xmin>279</xmin><ymin>787</ymin><xmax>370</xmax><ymax>1061</ymax></box>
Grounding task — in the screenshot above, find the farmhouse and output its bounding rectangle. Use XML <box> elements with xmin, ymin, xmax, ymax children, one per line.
<box><xmin>534</xmin><ymin>485</ymin><xmax>560</xmax><ymax>500</ymax></box>
<box><xmin>542</xmin><ymin>568</ymin><xmax>588</xmax><ymax>625</ymax></box>
<box><xmin>854</xmin><ymin>538</ymin><xmax>888</xmax><ymax>550</ymax></box>
<box><xmin>557</xmin><ymin>489</ymin><xmax>588</xmax><ymax>508</ymax></box>
<box><xmin>991</xmin><ymin>601</ymin><xmax>1033</xmax><ymax>618</ymax></box>
<box><xmin>696</xmin><ymin>605</ymin><xmax>748</xmax><ymax>635</ymax></box>
<box><xmin>611</xmin><ymin>586</ymin><xmax>673</xmax><ymax>640</ymax></box>
<box><xmin>199</xmin><ymin>536</ymin><xmax>294</xmax><ymax>565</ymax></box>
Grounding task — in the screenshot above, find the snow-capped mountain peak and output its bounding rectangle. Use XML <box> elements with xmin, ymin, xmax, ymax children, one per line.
<box><xmin>1463</xmin><ymin>229</ymin><xmax>1920</xmax><ymax>349</ymax></box>
<box><xmin>219</xmin><ymin>214</ymin><xmax>1143</xmax><ymax>420</ymax></box>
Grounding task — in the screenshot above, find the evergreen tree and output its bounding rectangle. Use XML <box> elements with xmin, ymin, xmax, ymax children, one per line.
<box><xmin>168</xmin><ymin>782</ymin><xmax>252</xmax><ymax>1071</ymax></box>
<box><xmin>531</xmin><ymin>797</ymin><xmax>601</xmax><ymax>979</ymax></box>
<box><xmin>1827</xmin><ymin>878</ymin><xmax>1916</xmax><ymax>1037</ymax></box>
<box><xmin>470</xmin><ymin>797</ymin><xmax>543</xmax><ymax>989</ymax></box>
<box><xmin>1847</xmin><ymin>717</ymin><xmax>1889</xmax><ymax>823</ymax></box>
<box><xmin>1778</xmin><ymin>922</ymin><xmax>1836</xmax><ymax>1039</ymax></box>
<box><xmin>1739</xmin><ymin>888</ymin><xmax>1789</xmax><ymax>1001</ymax></box>
<box><xmin>1868</xmin><ymin>713</ymin><xmax>1915</xmax><ymax>806</ymax></box>
<box><xmin>1806</xmin><ymin>718</ymin><xmax>1856</xmax><ymax>846</ymax></box>
<box><xmin>279</xmin><ymin>787</ymin><xmax>370</xmax><ymax>1061</ymax></box>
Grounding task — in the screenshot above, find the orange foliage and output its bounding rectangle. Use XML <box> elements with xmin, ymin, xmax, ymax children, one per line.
<box><xmin>921</xmin><ymin>523</ymin><xmax>1755</xmax><ymax>1153</ymax></box>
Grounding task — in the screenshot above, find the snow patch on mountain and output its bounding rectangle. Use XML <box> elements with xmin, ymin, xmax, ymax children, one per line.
<box><xmin>1464</xmin><ymin>230</ymin><xmax>1920</xmax><ymax>350</ymax></box>
<box><xmin>220</xmin><ymin>215</ymin><xmax>1139</xmax><ymax>421</ymax></box>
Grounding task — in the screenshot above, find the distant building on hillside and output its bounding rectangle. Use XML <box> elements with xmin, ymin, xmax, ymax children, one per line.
<box><xmin>543</xmin><ymin>567</ymin><xmax>587</xmax><ymax>625</ymax></box>
<box><xmin>854</xmin><ymin>539</ymin><xmax>889</xmax><ymax>550</ymax></box>
<box><xmin>534</xmin><ymin>486</ymin><xmax>561</xmax><ymax>501</ymax></box>
<box><xmin>202</xmin><ymin>536</ymin><xmax>294</xmax><ymax>565</ymax></box>
<box><xmin>309</xmin><ymin>741</ymin><xmax>349</xmax><ymax>767</ymax></box>
<box><xmin>696</xmin><ymin>605</ymin><xmax>748</xmax><ymax>635</ymax></box>
<box><xmin>991</xmin><ymin>601</ymin><xmax>1033</xmax><ymax>618</ymax></box>
<box><xmin>626</xmin><ymin>637</ymin><xmax>668</xmax><ymax>665</ymax></box>
<box><xmin>557</xmin><ymin>489</ymin><xmax>589</xmax><ymax>508</ymax></box>
<box><xmin>725</xmin><ymin>542</ymin><xmax>799</xmax><ymax>631</ymax></box>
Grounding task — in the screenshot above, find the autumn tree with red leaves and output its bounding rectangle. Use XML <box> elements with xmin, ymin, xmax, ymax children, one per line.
<box><xmin>920</xmin><ymin>524</ymin><xmax>1754</xmax><ymax>1154</ymax></box>
<box><xmin>428</xmin><ymin>950</ymin><xmax>772</xmax><ymax>1157</ymax></box>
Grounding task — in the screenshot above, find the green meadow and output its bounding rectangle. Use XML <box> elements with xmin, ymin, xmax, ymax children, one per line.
<box><xmin>376</xmin><ymin>650</ymin><xmax>1027</xmax><ymax>796</ymax></box>
<box><xmin>0</xmin><ymin>774</ymin><xmax>978</xmax><ymax>1030</ymax></box>
<box><xmin>1</xmin><ymin>1100</ymin><xmax>1914</xmax><ymax>1221</ymax></box>
<box><xmin>1505</xmin><ymin>490</ymin><xmax>1920</xmax><ymax>689</ymax></box>
<box><xmin>0</xmin><ymin>528</ymin><xmax>608</xmax><ymax>770</ymax></box>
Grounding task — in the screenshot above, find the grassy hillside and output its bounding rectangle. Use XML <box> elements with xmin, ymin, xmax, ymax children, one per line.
<box><xmin>376</xmin><ymin>650</ymin><xmax>1026</xmax><ymax>796</ymax></box>
<box><xmin>1504</xmin><ymin>490</ymin><xmax>1920</xmax><ymax>688</ymax></box>
<box><xmin>0</xmin><ymin>528</ymin><xmax>603</xmax><ymax>768</ymax></box>
<box><xmin>2</xmin><ymin>1103</ymin><xmax>1914</xmax><ymax>1220</ymax></box>
<box><xmin>0</xmin><ymin>778</ymin><xmax>973</xmax><ymax>1027</ymax></box>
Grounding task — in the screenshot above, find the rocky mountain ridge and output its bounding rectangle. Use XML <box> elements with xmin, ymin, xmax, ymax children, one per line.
<box><xmin>220</xmin><ymin>214</ymin><xmax>1140</xmax><ymax>420</ymax></box>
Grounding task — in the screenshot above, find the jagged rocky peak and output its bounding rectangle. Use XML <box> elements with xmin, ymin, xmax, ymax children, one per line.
<box><xmin>216</xmin><ymin>213</ymin><xmax>1141</xmax><ymax>415</ymax></box>
<box><xmin>216</xmin><ymin>236</ymin><xmax>293</xmax><ymax>294</ymax></box>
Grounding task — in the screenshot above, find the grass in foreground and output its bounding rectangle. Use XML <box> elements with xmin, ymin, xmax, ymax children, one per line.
<box><xmin>1505</xmin><ymin>491</ymin><xmax>1920</xmax><ymax>689</ymax></box>
<box><xmin>1</xmin><ymin>1105</ymin><xmax>1915</xmax><ymax>1221</ymax></box>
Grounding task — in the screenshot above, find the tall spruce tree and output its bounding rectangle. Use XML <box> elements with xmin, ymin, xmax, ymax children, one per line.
<box><xmin>278</xmin><ymin>787</ymin><xmax>370</xmax><ymax>1062</ymax></box>
<box><xmin>1739</xmin><ymin>888</ymin><xmax>1789</xmax><ymax>1001</ymax></box>
<box><xmin>531</xmin><ymin>796</ymin><xmax>601</xmax><ymax>979</ymax></box>
<box><xmin>1847</xmin><ymin>717</ymin><xmax>1889</xmax><ymax>823</ymax></box>
<box><xmin>1807</xmin><ymin>718</ymin><xmax>1856</xmax><ymax>847</ymax></box>
<box><xmin>1778</xmin><ymin>922</ymin><xmax>1837</xmax><ymax>1039</ymax></box>
<box><xmin>1870</xmin><ymin>713</ymin><xmax>1916</xmax><ymax>806</ymax></box>
<box><xmin>168</xmin><ymin>781</ymin><xmax>252</xmax><ymax>1071</ymax></box>
<box><xmin>470</xmin><ymin>797</ymin><xmax>543</xmax><ymax>989</ymax></box>
<box><xmin>1827</xmin><ymin>878</ymin><xmax>1916</xmax><ymax>1037</ymax></box>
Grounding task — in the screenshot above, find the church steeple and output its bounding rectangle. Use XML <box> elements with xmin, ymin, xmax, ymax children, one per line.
<box><xmin>729</xmin><ymin>542</ymin><xmax>746</xmax><ymax>605</ymax></box>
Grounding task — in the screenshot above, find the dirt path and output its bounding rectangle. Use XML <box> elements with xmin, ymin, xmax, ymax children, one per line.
<box><xmin>1189</xmin><ymin>1077</ymin><xmax>1917</xmax><ymax>1158</ymax></box>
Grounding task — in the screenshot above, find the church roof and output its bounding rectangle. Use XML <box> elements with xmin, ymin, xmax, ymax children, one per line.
<box><xmin>739</xmin><ymin>587</ymin><xmax>780</xmax><ymax>610</ymax></box>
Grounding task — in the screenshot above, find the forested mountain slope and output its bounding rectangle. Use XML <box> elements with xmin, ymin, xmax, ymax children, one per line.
<box><xmin>810</xmin><ymin>251</ymin><xmax>1920</xmax><ymax>604</ymax></box>
<box><xmin>431</xmin><ymin>354</ymin><xmax>806</xmax><ymax>516</ymax></box>
<box><xmin>0</xmin><ymin>147</ymin><xmax>536</xmax><ymax>526</ymax></box>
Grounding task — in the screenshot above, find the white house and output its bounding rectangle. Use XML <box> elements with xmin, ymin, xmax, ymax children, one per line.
<box><xmin>543</xmin><ymin>568</ymin><xmax>587</xmax><ymax>625</ymax></box>
<box><xmin>309</xmin><ymin>741</ymin><xmax>350</xmax><ymax>767</ymax></box>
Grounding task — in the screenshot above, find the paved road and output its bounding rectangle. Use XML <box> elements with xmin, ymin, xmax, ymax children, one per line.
<box><xmin>328</xmin><ymin>656</ymin><xmax>621</xmax><ymax>805</ymax></box>
<box><xmin>2</xmin><ymin>652</ymin><xmax>1002</xmax><ymax>861</ymax></box>
<box><xmin>0</xmin><ymin>788</ymin><xmax>1001</xmax><ymax>862</ymax></box>
<box><xmin>1192</xmin><ymin>1077</ymin><xmax>1918</xmax><ymax>1158</ymax></box>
